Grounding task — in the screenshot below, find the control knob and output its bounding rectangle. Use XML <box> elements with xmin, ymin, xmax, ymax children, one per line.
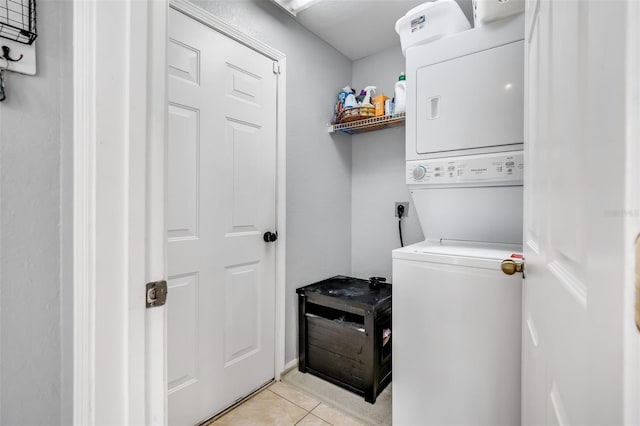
<box><xmin>412</xmin><ymin>165</ymin><xmax>427</xmax><ymax>180</ymax></box>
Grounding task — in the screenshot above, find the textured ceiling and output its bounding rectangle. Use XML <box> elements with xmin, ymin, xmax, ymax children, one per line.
<box><xmin>295</xmin><ymin>0</ymin><xmax>475</xmax><ymax>60</ymax></box>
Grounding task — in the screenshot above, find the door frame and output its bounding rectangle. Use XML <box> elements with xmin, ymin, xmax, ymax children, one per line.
<box><xmin>73</xmin><ymin>0</ymin><xmax>287</xmax><ymax>423</ymax></box>
<box><xmin>73</xmin><ymin>0</ymin><xmax>163</xmax><ymax>424</ymax></box>
<box><xmin>624</xmin><ymin>0</ymin><xmax>640</xmax><ymax>424</ymax></box>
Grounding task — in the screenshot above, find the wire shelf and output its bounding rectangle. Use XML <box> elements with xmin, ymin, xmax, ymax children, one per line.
<box><xmin>0</xmin><ymin>0</ymin><xmax>37</xmax><ymax>45</ymax></box>
<box><xmin>329</xmin><ymin>112</ymin><xmax>406</xmax><ymax>135</ymax></box>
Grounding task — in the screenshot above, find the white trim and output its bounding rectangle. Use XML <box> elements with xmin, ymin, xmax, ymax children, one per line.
<box><xmin>145</xmin><ymin>1</ymin><xmax>169</xmax><ymax>425</ymax></box>
<box><xmin>624</xmin><ymin>0</ymin><xmax>640</xmax><ymax>424</ymax></box>
<box><xmin>127</xmin><ymin>2</ymin><xmax>155</xmax><ymax>425</ymax></box>
<box><xmin>74</xmin><ymin>1</ymin><xmax>161</xmax><ymax>424</ymax></box>
<box><xmin>275</xmin><ymin>56</ymin><xmax>287</xmax><ymax>380</ymax></box>
<box><xmin>283</xmin><ymin>358</ymin><xmax>298</xmax><ymax>375</ymax></box>
<box><xmin>170</xmin><ymin>0</ymin><xmax>285</xmax><ymax>61</ymax></box>
<box><xmin>169</xmin><ymin>0</ymin><xmax>288</xmax><ymax>385</ymax></box>
<box><xmin>73</xmin><ymin>0</ymin><xmax>97</xmax><ymax>423</ymax></box>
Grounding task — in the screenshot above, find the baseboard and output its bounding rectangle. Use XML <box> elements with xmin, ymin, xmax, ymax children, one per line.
<box><xmin>282</xmin><ymin>358</ymin><xmax>298</xmax><ymax>376</ymax></box>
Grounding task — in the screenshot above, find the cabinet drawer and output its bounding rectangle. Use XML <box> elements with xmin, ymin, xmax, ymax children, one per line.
<box><xmin>306</xmin><ymin>314</ymin><xmax>366</xmax><ymax>361</ymax></box>
<box><xmin>307</xmin><ymin>344</ymin><xmax>365</xmax><ymax>389</ymax></box>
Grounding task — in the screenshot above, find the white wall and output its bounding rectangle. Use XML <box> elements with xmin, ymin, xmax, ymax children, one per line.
<box><xmin>191</xmin><ymin>0</ymin><xmax>353</xmax><ymax>364</ymax></box>
<box><xmin>351</xmin><ymin>46</ymin><xmax>424</xmax><ymax>281</ymax></box>
<box><xmin>0</xmin><ymin>1</ymin><xmax>73</xmax><ymax>424</ymax></box>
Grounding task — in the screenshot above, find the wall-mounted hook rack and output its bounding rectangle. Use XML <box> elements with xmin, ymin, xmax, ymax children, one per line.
<box><xmin>0</xmin><ymin>0</ymin><xmax>37</xmax><ymax>101</ymax></box>
<box><xmin>0</xmin><ymin>0</ymin><xmax>38</xmax><ymax>45</ymax></box>
<box><xmin>1</xmin><ymin>46</ymin><xmax>23</xmax><ymax>62</ymax></box>
<box><xmin>0</xmin><ymin>39</ymin><xmax>35</xmax><ymax>102</ymax></box>
<box><xmin>0</xmin><ymin>39</ymin><xmax>36</xmax><ymax>76</ymax></box>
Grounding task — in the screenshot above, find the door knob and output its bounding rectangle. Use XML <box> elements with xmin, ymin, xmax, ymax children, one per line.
<box><xmin>263</xmin><ymin>231</ymin><xmax>278</xmax><ymax>243</ymax></box>
<box><xmin>501</xmin><ymin>259</ymin><xmax>525</xmax><ymax>276</ymax></box>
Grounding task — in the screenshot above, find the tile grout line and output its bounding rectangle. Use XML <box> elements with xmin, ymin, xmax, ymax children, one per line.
<box><xmin>265</xmin><ymin>387</ymin><xmax>314</xmax><ymax>423</ymax></box>
<box><xmin>282</xmin><ymin>375</ymin><xmax>381</xmax><ymax>426</ymax></box>
<box><xmin>294</xmin><ymin>412</ymin><xmax>335</xmax><ymax>426</ymax></box>
<box><xmin>201</xmin><ymin>381</ymin><xmax>275</xmax><ymax>425</ymax></box>
<box><xmin>314</xmin><ymin>411</ymin><xmax>336</xmax><ymax>426</ymax></box>
<box><xmin>292</xmin><ymin>413</ymin><xmax>307</xmax><ymax>426</ymax></box>
<box><xmin>280</xmin><ymin>382</ymin><xmax>362</xmax><ymax>425</ymax></box>
<box><xmin>267</xmin><ymin>387</ymin><xmax>322</xmax><ymax>414</ymax></box>
<box><xmin>267</xmin><ymin>385</ymin><xmax>336</xmax><ymax>426</ymax></box>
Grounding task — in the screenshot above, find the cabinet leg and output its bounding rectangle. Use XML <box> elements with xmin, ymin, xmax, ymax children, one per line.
<box><xmin>365</xmin><ymin>389</ymin><xmax>377</xmax><ymax>404</ymax></box>
<box><xmin>298</xmin><ymin>294</ymin><xmax>307</xmax><ymax>372</ymax></box>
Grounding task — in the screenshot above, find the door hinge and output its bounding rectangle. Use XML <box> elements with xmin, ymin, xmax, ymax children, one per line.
<box><xmin>273</xmin><ymin>61</ymin><xmax>281</xmax><ymax>75</ymax></box>
<box><xmin>146</xmin><ymin>280</ymin><xmax>168</xmax><ymax>308</ymax></box>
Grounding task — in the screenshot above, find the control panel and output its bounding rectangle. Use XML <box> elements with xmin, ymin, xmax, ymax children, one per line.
<box><xmin>406</xmin><ymin>152</ymin><xmax>524</xmax><ymax>186</ymax></box>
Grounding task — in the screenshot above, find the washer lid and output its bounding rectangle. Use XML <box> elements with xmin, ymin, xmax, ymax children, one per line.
<box><xmin>392</xmin><ymin>240</ymin><xmax>523</xmax><ymax>269</ymax></box>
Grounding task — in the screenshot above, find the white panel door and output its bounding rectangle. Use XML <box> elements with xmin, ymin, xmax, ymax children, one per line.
<box><xmin>167</xmin><ymin>8</ymin><xmax>278</xmax><ymax>425</ymax></box>
<box><xmin>523</xmin><ymin>1</ymin><xmax>630</xmax><ymax>424</ymax></box>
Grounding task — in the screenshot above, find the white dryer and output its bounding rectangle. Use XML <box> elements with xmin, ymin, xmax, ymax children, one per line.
<box><xmin>406</xmin><ymin>13</ymin><xmax>525</xmax><ymax>160</ymax></box>
<box><xmin>404</xmin><ymin>12</ymin><xmax>525</xmax><ymax>245</ymax></box>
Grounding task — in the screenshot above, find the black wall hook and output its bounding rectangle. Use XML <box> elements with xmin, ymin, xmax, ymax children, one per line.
<box><xmin>1</xmin><ymin>46</ymin><xmax>23</xmax><ymax>63</ymax></box>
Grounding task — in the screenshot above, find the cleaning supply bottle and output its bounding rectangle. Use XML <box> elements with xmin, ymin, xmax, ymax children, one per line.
<box><xmin>338</xmin><ymin>86</ymin><xmax>352</xmax><ymax>105</ymax></box>
<box><xmin>374</xmin><ymin>94</ymin><xmax>389</xmax><ymax>116</ymax></box>
<box><xmin>394</xmin><ymin>72</ymin><xmax>406</xmax><ymax>114</ymax></box>
<box><xmin>344</xmin><ymin>89</ymin><xmax>357</xmax><ymax>109</ymax></box>
<box><xmin>361</xmin><ymin>86</ymin><xmax>377</xmax><ymax>106</ymax></box>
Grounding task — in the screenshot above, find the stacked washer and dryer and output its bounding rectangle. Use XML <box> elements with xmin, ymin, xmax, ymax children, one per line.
<box><xmin>392</xmin><ymin>5</ymin><xmax>525</xmax><ymax>426</ymax></box>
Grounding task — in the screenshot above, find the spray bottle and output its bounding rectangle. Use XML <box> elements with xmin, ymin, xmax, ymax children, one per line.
<box><xmin>360</xmin><ymin>86</ymin><xmax>377</xmax><ymax>106</ymax></box>
<box><xmin>344</xmin><ymin>90</ymin><xmax>357</xmax><ymax>109</ymax></box>
<box><xmin>338</xmin><ymin>86</ymin><xmax>352</xmax><ymax>104</ymax></box>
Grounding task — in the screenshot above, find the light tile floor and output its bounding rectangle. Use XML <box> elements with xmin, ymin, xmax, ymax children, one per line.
<box><xmin>207</xmin><ymin>381</ymin><xmax>364</xmax><ymax>426</ymax></box>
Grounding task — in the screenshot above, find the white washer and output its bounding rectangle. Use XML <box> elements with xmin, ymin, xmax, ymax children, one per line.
<box><xmin>393</xmin><ymin>153</ymin><xmax>524</xmax><ymax>425</ymax></box>
<box><xmin>392</xmin><ymin>241</ymin><xmax>522</xmax><ymax>426</ymax></box>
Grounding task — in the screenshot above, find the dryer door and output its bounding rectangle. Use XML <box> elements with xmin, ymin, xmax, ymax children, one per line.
<box><xmin>416</xmin><ymin>40</ymin><xmax>524</xmax><ymax>155</ymax></box>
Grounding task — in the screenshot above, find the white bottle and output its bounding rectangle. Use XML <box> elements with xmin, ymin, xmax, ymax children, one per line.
<box><xmin>361</xmin><ymin>86</ymin><xmax>377</xmax><ymax>106</ymax></box>
<box><xmin>344</xmin><ymin>91</ymin><xmax>357</xmax><ymax>109</ymax></box>
<box><xmin>394</xmin><ymin>72</ymin><xmax>406</xmax><ymax>114</ymax></box>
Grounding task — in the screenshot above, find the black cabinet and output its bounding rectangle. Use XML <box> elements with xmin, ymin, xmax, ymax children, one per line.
<box><xmin>297</xmin><ymin>276</ymin><xmax>392</xmax><ymax>403</ymax></box>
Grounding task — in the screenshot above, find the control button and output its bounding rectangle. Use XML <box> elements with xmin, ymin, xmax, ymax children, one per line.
<box><xmin>412</xmin><ymin>165</ymin><xmax>427</xmax><ymax>180</ymax></box>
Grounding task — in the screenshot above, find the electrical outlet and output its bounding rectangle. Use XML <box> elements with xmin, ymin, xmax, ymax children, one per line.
<box><xmin>395</xmin><ymin>202</ymin><xmax>409</xmax><ymax>218</ymax></box>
